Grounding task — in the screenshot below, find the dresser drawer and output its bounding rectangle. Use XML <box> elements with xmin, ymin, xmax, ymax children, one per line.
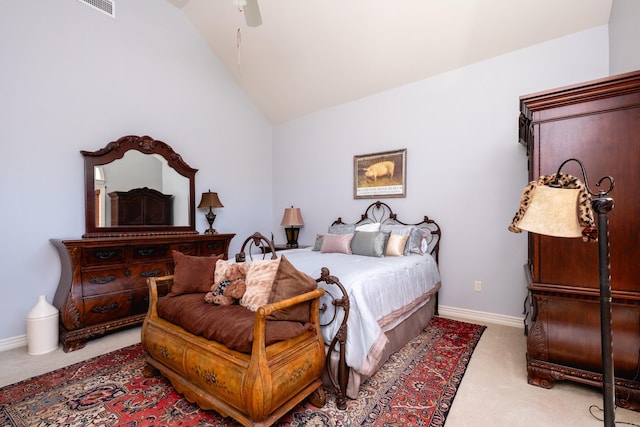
<box><xmin>130</xmin><ymin>286</ymin><xmax>161</xmax><ymax>316</ymax></box>
<box><xmin>199</xmin><ymin>239</ymin><xmax>226</xmax><ymax>256</ymax></box>
<box><xmin>81</xmin><ymin>267</ymin><xmax>131</xmax><ymax>297</ymax></box>
<box><xmin>81</xmin><ymin>262</ymin><xmax>169</xmax><ymax>296</ymax></box>
<box><xmin>127</xmin><ymin>263</ymin><xmax>170</xmax><ymax>289</ymax></box>
<box><xmin>131</xmin><ymin>244</ymin><xmax>170</xmax><ymax>261</ymax></box>
<box><xmin>169</xmin><ymin>241</ymin><xmax>198</xmax><ymax>255</ymax></box>
<box><xmin>82</xmin><ymin>246</ymin><xmax>126</xmax><ymax>266</ymax></box>
<box><xmin>83</xmin><ymin>293</ymin><xmax>134</xmax><ymax>325</ymax></box>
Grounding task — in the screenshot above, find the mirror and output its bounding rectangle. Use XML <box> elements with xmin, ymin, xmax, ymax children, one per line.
<box><xmin>82</xmin><ymin>135</ymin><xmax>198</xmax><ymax>237</ymax></box>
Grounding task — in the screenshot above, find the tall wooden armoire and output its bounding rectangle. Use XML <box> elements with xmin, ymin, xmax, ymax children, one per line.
<box><xmin>519</xmin><ymin>71</ymin><xmax>640</xmax><ymax>411</ymax></box>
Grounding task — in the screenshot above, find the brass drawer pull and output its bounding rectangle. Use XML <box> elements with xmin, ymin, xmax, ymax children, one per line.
<box><xmin>95</xmin><ymin>250</ymin><xmax>116</xmax><ymax>260</ymax></box>
<box><xmin>89</xmin><ymin>275</ymin><xmax>116</xmax><ymax>285</ymax></box>
<box><xmin>136</xmin><ymin>248</ymin><xmax>155</xmax><ymax>257</ymax></box>
<box><xmin>141</xmin><ymin>269</ymin><xmax>162</xmax><ymax>278</ymax></box>
<box><xmin>91</xmin><ymin>302</ymin><xmax>119</xmax><ymax>313</ymax></box>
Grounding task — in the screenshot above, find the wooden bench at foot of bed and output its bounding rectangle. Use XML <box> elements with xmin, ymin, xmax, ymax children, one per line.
<box><xmin>141</xmin><ymin>274</ymin><xmax>327</xmax><ymax>427</ymax></box>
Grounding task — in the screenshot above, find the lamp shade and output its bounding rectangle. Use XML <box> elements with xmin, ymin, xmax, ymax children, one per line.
<box><xmin>517</xmin><ymin>184</ymin><xmax>583</xmax><ymax>238</ymax></box>
<box><xmin>198</xmin><ymin>191</ymin><xmax>224</xmax><ymax>209</ymax></box>
<box><xmin>280</xmin><ymin>207</ymin><xmax>304</xmax><ymax>227</ymax></box>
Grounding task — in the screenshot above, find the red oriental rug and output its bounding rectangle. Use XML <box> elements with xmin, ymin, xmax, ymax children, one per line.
<box><xmin>0</xmin><ymin>317</ymin><xmax>485</xmax><ymax>426</ymax></box>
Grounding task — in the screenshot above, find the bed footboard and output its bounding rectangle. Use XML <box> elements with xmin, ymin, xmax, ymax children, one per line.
<box><xmin>317</xmin><ymin>267</ymin><xmax>350</xmax><ymax>410</ymax></box>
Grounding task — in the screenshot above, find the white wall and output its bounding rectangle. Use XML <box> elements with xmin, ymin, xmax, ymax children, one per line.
<box><xmin>0</xmin><ymin>0</ymin><xmax>272</xmax><ymax>342</ymax></box>
<box><xmin>272</xmin><ymin>26</ymin><xmax>609</xmax><ymax>320</ymax></box>
<box><xmin>609</xmin><ymin>0</ymin><xmax>640</xmax><ymax>74</ymax></box>
<box><xmin>0</xmin><ymin>0</ymin><xmax>616</xmax><ymax>345</ymax></box>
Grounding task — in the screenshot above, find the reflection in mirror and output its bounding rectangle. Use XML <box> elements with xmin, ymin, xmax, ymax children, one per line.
<box><xmin>82</xmin><ymin>135</ymin><xmax>198</xmax><ymax>237</ymax></box>
<box><xmin>95</xmin><ymin>151</ymin><xmax>189</xmax><ymax>227</ymax></box>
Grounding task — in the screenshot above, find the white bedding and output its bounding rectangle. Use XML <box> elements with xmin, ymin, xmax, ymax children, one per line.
<box><xmin>277</xmin><ymin>247</ymin><xmax>441</xmax><ymax>376</ymax></box>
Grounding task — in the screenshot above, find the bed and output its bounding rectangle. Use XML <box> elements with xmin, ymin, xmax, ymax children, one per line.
<box><xmin>141</xmin><ymin>200</ymin><xmax>441</xmax><ymax>423</ymax></box>
<box><xmin>280</xmin><ymin>201</ymin><xmax>442</xmax><ymax>408</ymax></box>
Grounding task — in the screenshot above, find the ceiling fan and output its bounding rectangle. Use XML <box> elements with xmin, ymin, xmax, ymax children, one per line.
<box><xmin>233</xmin><ymin>0</ymin><xmax>262</xmax><ymax>27</ymax></box>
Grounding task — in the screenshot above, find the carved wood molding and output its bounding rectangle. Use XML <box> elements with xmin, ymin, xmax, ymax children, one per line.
<box><xmin>526</xmin><ymin>296</ymin><xmax>548</xmax><ymax>361</ymax></box>
<box><xmin>527</xmin><ymin>356</ymin><xmax>640</xmax><ymax>411</ymax></box>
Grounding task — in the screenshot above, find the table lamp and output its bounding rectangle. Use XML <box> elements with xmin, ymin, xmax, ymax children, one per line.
<box><xmin>281</xmin><ymin>206</ymin><xmax>304</xmax><ymax>248</ymax></box>
<box><xmin>198</xmin><ymin>190</ymin><xmax>223</xmax><ymax>234</ymax></box>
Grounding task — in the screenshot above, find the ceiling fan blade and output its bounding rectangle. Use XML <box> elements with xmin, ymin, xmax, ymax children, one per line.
<box><xmin>243</xmin><ymin>0</ymin><xmax>262</xmax><ymax>27</ymax></box>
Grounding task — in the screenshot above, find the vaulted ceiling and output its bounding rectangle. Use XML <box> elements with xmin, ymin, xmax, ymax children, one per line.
<box><xmin>166</xmin><ymin>0</ymin><xmax>612</xmax><ymax>124</ymax></box>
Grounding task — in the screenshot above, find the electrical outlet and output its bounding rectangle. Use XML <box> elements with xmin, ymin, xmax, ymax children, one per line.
<box><xmin>474</xmin><ymin>281</ymin><xmax>482</xmax><ymax>292</ymax></box>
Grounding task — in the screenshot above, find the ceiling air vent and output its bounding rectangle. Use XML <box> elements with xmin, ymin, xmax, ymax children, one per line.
<box><xmin>77</xmin><ymin>0</ymin><xmax>115</xmax><ymax>18</ymax></box>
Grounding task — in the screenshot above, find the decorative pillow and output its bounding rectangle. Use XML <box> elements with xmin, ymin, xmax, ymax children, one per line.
<box><xmin>241</xmin><ymin>258</ymin><xmax>281</xmax><ymax>311</ymax></box>
<box><xmin>355</xmin><ymin>222</ymin><xmax>381</xmax><ymax>232</ymax></box>
<box><xmin>312</xmin><ymin>234</ymin><xmax>324</xmax><ymax>251</ymax></box>
<box><xmin>421</xmin><ymin>234</ymin><xmax>431</xmax><ymax>254</ymax></box>
<box><xmin>171</xmin><ymin>251</ymin><xmax>223</xmax><ymax>295</ymax></box>
<box><xmin>380</xmin><ymin>224</ymin><xmax>411</xmax><ymax>235</ymax></box>
<box><xmin>320</xmin><ymin>233</ymin><xmax>354</xmax><ymax>254</ymax></box>
<box><xmin>380</xmin><ymin>224</ymin><xmax>414</xmax><ymax>255</ymax></box>
<box><xmin>408</xmin><ymin>227</ymin><xmax>430</xmax><ymax>255</ymax></box>
<box><xmin>267</xmin><ymin>255</ymin><xmax>317</xmax><ymax>322</ymax></box>
<box><xmin>328</xmin><ymin>223</ymin><xmax>356</xmax><ymax>234</ymax></box>
<box><xmin>350</xmin><ymin>230</ymin><xmax>391</xmax><ymax>257</ymax></box>
<box><xmin>214</xmin><ymin>259</ymin><xmax>249</xmax><ymax>290</ymax></box>
<box><xmin>385</xmin><ymin>234</ymin><xmax>409</xmax><ymax>256</ymax></box>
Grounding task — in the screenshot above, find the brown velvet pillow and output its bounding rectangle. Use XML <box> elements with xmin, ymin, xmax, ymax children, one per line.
<box><xmin>170</xmin><ymin>250</ymin><xmax>223</xmax><ymax>295</ymax></box>
<box><xmin>267</xmin><ymin>255</ymin><xmax>317</xmax><ymax>322</ymax></box>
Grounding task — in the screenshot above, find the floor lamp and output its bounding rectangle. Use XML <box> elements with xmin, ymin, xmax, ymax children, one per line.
<box><xmin>513</xmin><ymin>158</ymin><xmax>615</xmax><ymax>427</ymax></box>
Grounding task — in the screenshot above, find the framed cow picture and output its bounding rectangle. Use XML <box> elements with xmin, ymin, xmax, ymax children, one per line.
<box><xmin>353</xmin><ymin>148</ymin><xmax>406</xmax><ymax>199</ymax></box>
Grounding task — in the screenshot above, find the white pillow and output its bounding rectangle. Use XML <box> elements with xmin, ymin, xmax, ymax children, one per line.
<box><xmin>355</xmin><ymin>222</ymin><xmax>381</xmax><ymax>232</ymax></box>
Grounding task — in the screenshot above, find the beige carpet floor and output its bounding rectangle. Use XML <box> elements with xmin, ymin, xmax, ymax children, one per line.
<box><xmin>1</xmin><ymin>317</ymin><xmax>639</xmax><ymax>426</ymax></box>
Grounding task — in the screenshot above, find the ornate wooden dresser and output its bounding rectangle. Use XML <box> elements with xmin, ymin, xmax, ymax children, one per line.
<box><xmin>51</xmin><ymin>233</ymin><xmax>234</xmax><ymax>352</ymax></box>
<box><xmin>519</xmin><ymin>71</ymin><xmax>640</xmax><ymax>410</ymax></box>
<box><xmin>51</xmin><ymin>134</ymin><xmax>233</xmax><ymax>352</ymax></box>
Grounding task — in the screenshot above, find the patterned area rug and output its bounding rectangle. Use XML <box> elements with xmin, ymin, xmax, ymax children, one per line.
<box><xmin>0</xmin><ymin>317</ymin><xmax>484</xmax><ymax>426</ymax></box>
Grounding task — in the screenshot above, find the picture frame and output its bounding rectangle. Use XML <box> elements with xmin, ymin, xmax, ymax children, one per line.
<box><xmin>354</xmin><ymin>148</ymin><xmax>406</xmax><ymax>199</ymax></box>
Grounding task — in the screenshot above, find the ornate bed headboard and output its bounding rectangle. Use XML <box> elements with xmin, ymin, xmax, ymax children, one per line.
<box><xmin>332</xmin><ymin>201</ymin><xmax>441</xmax><ymax>263</ymax></box>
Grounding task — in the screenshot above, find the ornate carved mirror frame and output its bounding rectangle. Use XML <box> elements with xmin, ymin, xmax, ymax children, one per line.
<box><xmin>82</xmin><ymin>135</ymin><xmax>198</xmax><ymax>237</ymax></box>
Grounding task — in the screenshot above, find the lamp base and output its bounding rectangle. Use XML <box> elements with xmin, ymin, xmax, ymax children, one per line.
<box><xmin>204</xmin><ymin>209</ymin><xmax>217</xmax><ymax>235</ymax></box>
<box><xmin>285</xmin><ymin>227</ymin><xmax>299</xmax><ymax>248</ymax></box>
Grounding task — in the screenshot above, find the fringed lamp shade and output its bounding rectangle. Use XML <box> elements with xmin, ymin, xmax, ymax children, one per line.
<box><xmin>280</xmin><ymin>207</ymin><xmax>304</xmax><ymax>248</ymax></box>
<box><xmin>516</xmin><ymin>185</ymin><xmax>583</xmax><ymax>238</ymax></box>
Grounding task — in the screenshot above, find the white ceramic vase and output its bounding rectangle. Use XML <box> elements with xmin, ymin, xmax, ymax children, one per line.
<box><xmin>26</xmin><ymin>295</ymin><xmax>59</xmax><ymax>355</ymax></box>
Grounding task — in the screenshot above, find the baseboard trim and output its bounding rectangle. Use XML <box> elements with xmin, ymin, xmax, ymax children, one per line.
<box><xmin>438</xmin><ymin>305</ymin><xmax>524</xmax><ymax>329</ymax></box>
<box><xmin>0</xmin><ymin>335</ymin><xmax>27</xmax><ymax>352</ymax></box>
<box><xmin>0</xmin><ymin>307</ymin><xmax>524</xmax><ymax>352</ymax></box>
